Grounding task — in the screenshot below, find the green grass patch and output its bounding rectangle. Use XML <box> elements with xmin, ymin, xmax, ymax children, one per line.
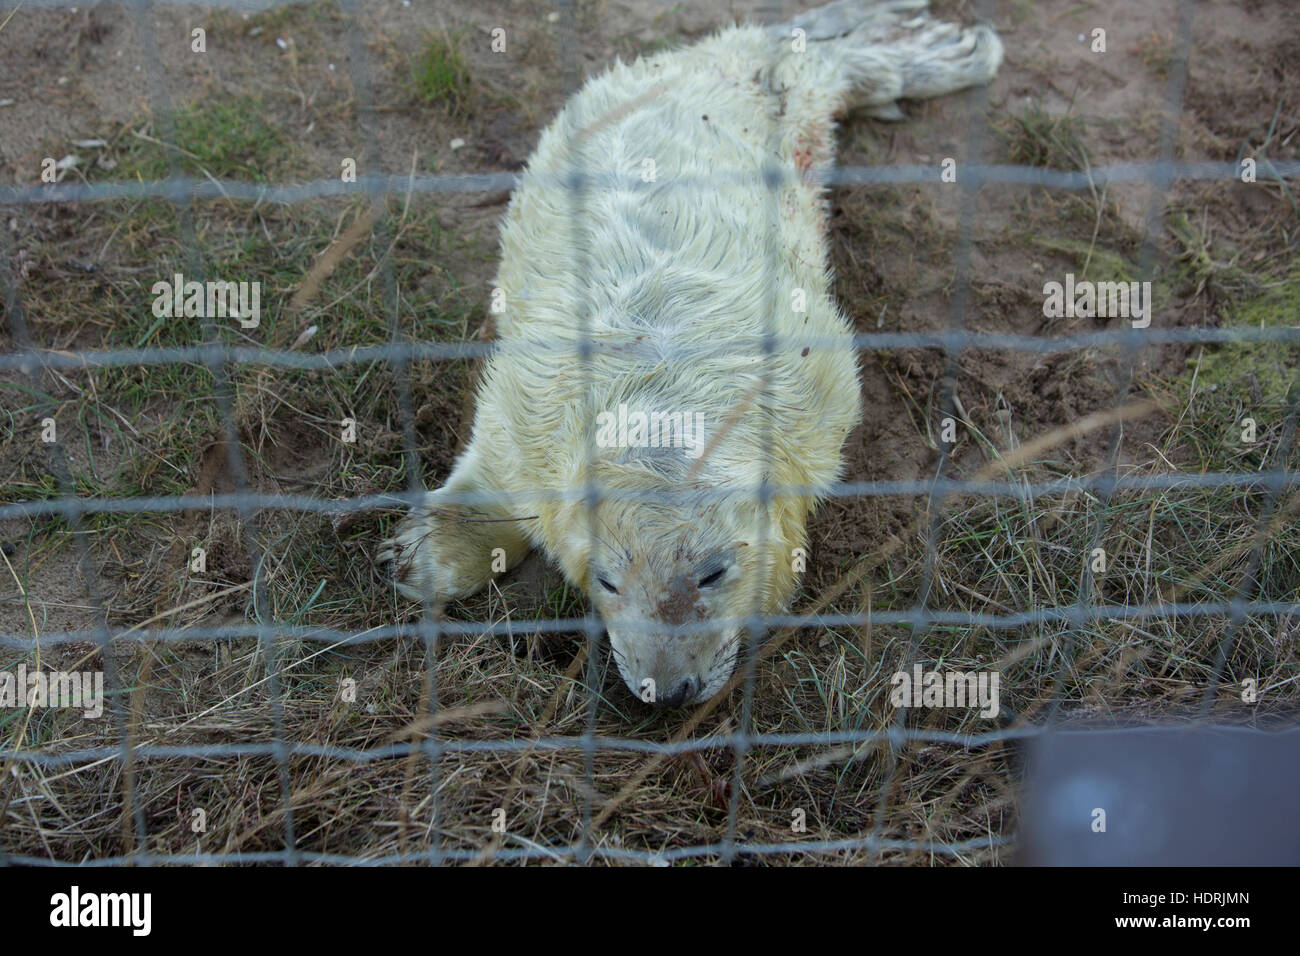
<box><xmin>1189</xmin><ymin>267</ymin><xmax>1300</xmax><ymax>408</ymax></box>
<box><xmin>87</xmin><ymin>95</ymin><xmax>294</xmax><ymax>182</ymax></box>
<box><xmin>411</xmin><ymin>32</ymin><xmax>472</xmax><ymax>113</ymax></box>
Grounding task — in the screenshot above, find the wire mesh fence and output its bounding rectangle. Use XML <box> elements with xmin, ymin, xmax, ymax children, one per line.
<box><xmin>1</xmin><ymin>0</ymin><xmax>1298</xmax><ymax>865</ymax></box>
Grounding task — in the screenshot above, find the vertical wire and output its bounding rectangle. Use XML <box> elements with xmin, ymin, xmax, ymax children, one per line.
<box><xmin>547</xmin><ymin>0</ymin><xmax>606</xmax><ymax>867</ymax></box>
<box><xmin>721</xmin><ymin>10</ymin><xmax>790</xmax><ymax>865</ymax></box>
<box><xmin>1042</xmin><ymin>0</ymin><xmax>1196</xmax><ymax>728</ymax></box>
<box><xmin>338</xmin><ymin>0</ymin><xmax>443</xmax><ymax>866</ymax></box>
<box><xmin>0</xmin><ymin>211</ymin><xmax>138</xmax><ymax>857</ymax></box>
<box><xmin>863</xmin><ymin>1</ymin><xmax>996</xmax><ymax>864</ymax></box>
<box><xmin>126</xmin><ymin>0</ymin><xmax>296</xmax><ymax>863</ymax></box>
<box><xmin>1198</xmin><ymin>390</ymin><xmax>1300</xmax><ymax>717</ymax></box>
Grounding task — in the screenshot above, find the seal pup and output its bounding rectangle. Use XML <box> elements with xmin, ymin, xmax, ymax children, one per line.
<box><xmin>380</xmin><ymin>0</ymin><xmax>1002</xmax><ymax>707</ymax></box>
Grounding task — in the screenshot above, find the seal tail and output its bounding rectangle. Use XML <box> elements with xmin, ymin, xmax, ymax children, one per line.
<box><xmin>768</xmin><ymin>0</ymin><xmax>1003</xmax><ymax>120</ymax></box>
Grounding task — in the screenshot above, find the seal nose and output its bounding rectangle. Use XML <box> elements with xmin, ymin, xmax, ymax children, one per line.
<box><xmin>658</xmin><ymin>676</ymin><xmax>698</xmax><ymax>708</ymax></box>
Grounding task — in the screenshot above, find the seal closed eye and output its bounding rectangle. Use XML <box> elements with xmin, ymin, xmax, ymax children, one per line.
<box><xmin>378</xmin><ymin>0</ymin><xmax>1003</xmax><ymax>708</ymax></box>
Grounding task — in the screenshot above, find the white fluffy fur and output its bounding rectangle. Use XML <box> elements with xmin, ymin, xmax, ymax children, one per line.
<box><xmin>379</xmin><ymin>0</ymin><xmax>1002</xmax><ymax>706</ymax></box>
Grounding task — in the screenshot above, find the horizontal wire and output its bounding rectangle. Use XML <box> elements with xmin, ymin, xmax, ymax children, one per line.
<box><xmin>4</xmin><ymin>831</ymin><xmax>1012</xmax><ymax>864</ymax></box>
<box><xmin>3</xmin><ymin>160</ymin><xmax>1297</xmax><ymax>206</ymax></box>
<box><xmin>12</xmin><ymin>0</ymin><xmax>308</xmax><ymax>10</ymax></box>
<box><xmin>2</xmin><ymin>598</ymin><xmax>1296</xmax><ymax>649</ymax></box>
<box><xmin>2</xmin><ymin>469</ymin><xmax>1297</xmax><ymax>522</ymax></box>
<box><xmin>6</xmin><ymin>724</ymin><xmax>1295</xmax><ymax>768</ymax></box>
<box><xmin>2</xmin><ymin>325</ymin><xmax>1300</xmax><ymax>378</ymax></box>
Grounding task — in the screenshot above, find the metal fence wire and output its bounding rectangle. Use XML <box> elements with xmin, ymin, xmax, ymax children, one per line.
<box><xmin>1</xmin><ymin>0</ymin><xmax>1298</xmax><ymax>865</ymax></box>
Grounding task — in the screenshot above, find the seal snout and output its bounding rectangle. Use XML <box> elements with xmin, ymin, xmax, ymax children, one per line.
<box><xmin>653</xmin><ymin>675</ymin><xmax>699</xmax><ymax>709</ymax></box>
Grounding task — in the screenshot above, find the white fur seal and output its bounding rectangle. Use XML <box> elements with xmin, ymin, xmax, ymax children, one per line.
<box><xmin>379</xmin><ymin>0</ymin><xmax>1002</xmax><ymax>707</ymax></box>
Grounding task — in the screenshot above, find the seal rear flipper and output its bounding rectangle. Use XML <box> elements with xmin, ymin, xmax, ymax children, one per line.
<box><xmin>767</xmin><ymin>0</ymin><xmax>1003</xmax><ymax>117</ymax></box>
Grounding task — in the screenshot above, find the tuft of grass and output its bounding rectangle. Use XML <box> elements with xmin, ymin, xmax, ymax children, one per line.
<box><xmin>411</xmin><ymin>32</ymin><xmax>472</xmax><ymax>114</ymax></box>
<box><xmin>1167</xmin><ymin>209</ymin><xmax>1260</xmax><ymax>304</ymax></box>
<box><xmin>996</xmin><ymin>104</ymin><xmax>1089</xmax><ymax>172</ymax></box>
<box><xmin>1132</xmin><ymin>30</ymin><xmax>1175</xmax><ymax>77</ymax></box>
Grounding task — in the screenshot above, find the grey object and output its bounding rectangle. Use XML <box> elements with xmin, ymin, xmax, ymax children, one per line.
<box><xmin>1018</xmin><ymin>726</ymin><xmax>1300</xmax><ymax>865</ymax></box>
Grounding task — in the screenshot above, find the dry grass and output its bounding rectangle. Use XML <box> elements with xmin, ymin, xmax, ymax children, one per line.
<box><xmin>3</xmin><ymin>174</ymin><xmax>1294</xmax><ymax>863</ymax></box>
<box><xmin>2</xmin><ymin>4</ymin><xmax>1298</xmax><ymax>865</ymax></box>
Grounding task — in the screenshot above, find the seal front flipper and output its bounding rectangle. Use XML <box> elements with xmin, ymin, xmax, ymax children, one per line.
<box><xmin>378</xmin><ymin>445</ymin><xmax>533</xmax><ymax>608</ymax></box>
